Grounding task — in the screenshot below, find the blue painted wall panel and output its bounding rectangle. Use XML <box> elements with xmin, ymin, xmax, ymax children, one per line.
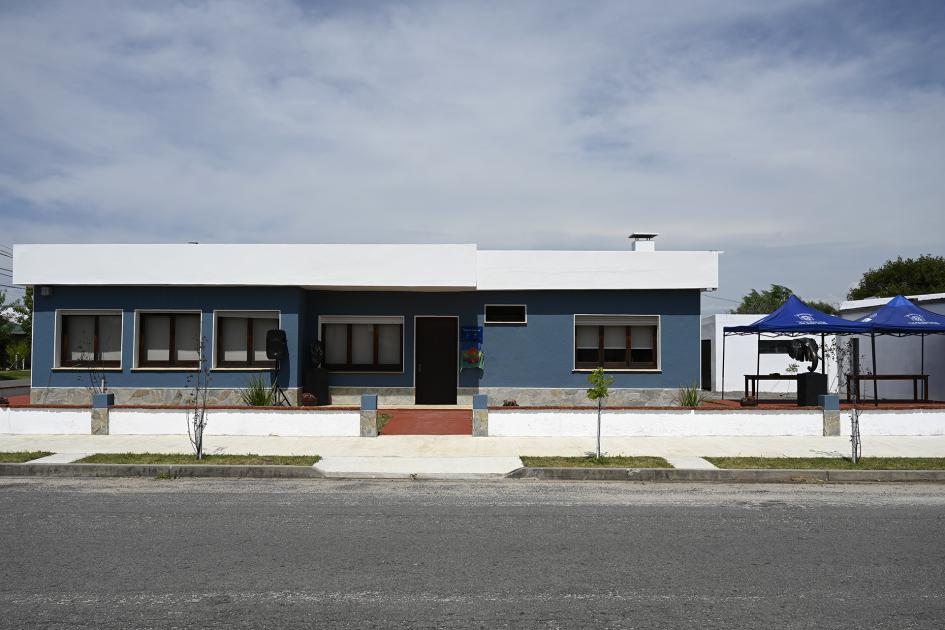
<box><xmin>33</xmin><ymin>286</ymin><xmax>304</xmax><ymax>389</ymax></box>
<box><xmin>32</xmin><ymin>287</ymin><xmax>700</xmax><ymax>391</ymax></box>
<box><xmin>304</xmin><ymin>289</ymin><xmax>700</xmax><ymax>389</ymax></box>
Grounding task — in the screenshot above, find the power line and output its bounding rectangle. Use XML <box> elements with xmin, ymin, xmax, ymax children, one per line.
<box><xmin>702</xmin><ymin>293</ymin><xmax>740</xmax><ymax>304</ymax></box>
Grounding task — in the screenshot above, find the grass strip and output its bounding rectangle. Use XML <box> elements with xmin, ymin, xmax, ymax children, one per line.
<box><xmin>704</xmin><ymin>457</ymin><xmax>945</xmax><ymax>470</ymax></box>
<box><xmin>521</xmin><ymin>456</ymin><xmax>671</xmax><ymax>468</ymax></box>
<box><xmin>0</xmin><ymin>451</ymin><xmax>53</xmax><ymax>463</ymax></box>
<box><xmin>77</xmin><ymin>452</ymin><xmax>320</xmax><ymax>466</ymax></box>
<box><xmin>377</xmin><ymin>412</ymin><xmax>393</xmax><ymax>433</ymax></box>
<box><xmin>0</xmin><ymin>370</ymin><xmax>30</xmax><ymax>381</ymax></box>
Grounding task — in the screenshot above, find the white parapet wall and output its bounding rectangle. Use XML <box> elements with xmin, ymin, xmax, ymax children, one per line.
<box><xmin>0</xmin><ymin>407</ymin><xmax>91</xmax><ymax>435</ymax></box>
<box><xmin>0</xmin><ymin>407</ymin><xmax>361</xmax><ymax>436</ymax></box>
<box><xmin>840</xmin><ymin>409</ymin><xmax>945</xmax><ymax>436</ymax></box>
<box><xmin>488</xmin><ymin>409</ymin><xmax>825</xmax><ymax>437</ymax></box>
<box><xmin>109</xmin><ymin>408</ymin><xmax>361</xmax><ymax>436</ymax></box>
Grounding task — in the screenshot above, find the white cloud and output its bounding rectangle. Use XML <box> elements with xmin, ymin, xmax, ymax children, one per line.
<box><xmin>1</xmin><ymin>0</ymin><xmax>943</xmax><ymax>306</ymax></box>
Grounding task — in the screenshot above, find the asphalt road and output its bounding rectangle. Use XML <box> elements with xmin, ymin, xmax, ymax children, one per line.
<box><xmin>1</xmin><ymin>479</ymin><xmax>944</xmax><ymax>629</ymax></box>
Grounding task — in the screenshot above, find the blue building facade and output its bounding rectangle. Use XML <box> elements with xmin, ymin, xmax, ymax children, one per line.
<box><xmin>16</xmin><ymin>242</ymin><xmax>718</xmax><ymax>407</ymax></box>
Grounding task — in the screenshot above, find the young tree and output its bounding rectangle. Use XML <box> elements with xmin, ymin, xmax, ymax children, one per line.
<box><xmin>732</xmin><ymin>284</ymin><xmax>838</xmax><ymax>315</ymax></box>
<box><xmin>185</xmin><ymin>337</ymin><xmax>211</xmax><ymax>460</ymax></box>
<box><xmin>586</xmin><ymin>367</ymin><xmax>614</xmax><ymax>458</ymax></box>
<box><xmin>847</xmin><ymin>255</ymin><xmax>945</xmax><ymax>300</ymax></box>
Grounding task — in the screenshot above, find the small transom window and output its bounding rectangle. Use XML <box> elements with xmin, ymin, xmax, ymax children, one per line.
<box><xmin>484</xmin><ymin>304</ymin><xmax>527</xmax><ymax>324</ymax></box>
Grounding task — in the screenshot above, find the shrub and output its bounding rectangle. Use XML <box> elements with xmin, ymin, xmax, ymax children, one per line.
<box><xmin>239</xmin><ymin>375</ymin><xmax>276</xmax><ymax>406</ymax></box>
<box><xmin>676</xmin><ymin>383</ymin><xmax>703</xmax><ymax>407</ymax></box>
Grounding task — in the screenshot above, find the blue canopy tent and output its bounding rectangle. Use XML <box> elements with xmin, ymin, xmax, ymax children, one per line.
<box><xmin>721</xmin><ymin>296</ymin><xmax>871</xmax><ymax>399</ymax></box>
<box><xmin>854</xmin><ymin>295</ymin><xmax>945</xmax><ymax>402</ymax></box>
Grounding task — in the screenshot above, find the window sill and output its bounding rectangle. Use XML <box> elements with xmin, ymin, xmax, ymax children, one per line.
<box><xmin>211</xmin><ymin>367</ymin><xmax>277</xmax><ymax>372</ymax></box>
<box><xmin>572</xmin><ymin>368</ymin><xmax>662</xmax><ymax>373</ymax></box>
<box><xmin>53</xmin><ymin>367</ymin><xmax>123</xmax><ymax>372</ymax></box>
<box><xmin>327</xmin><ymin>370</ymin><xmax>405</xmax><ymax>375</ymax></box>
<box><xmin>132</xmin><ymin>367</ymin><xmax>201</xmax><ymax>372</ymax></box>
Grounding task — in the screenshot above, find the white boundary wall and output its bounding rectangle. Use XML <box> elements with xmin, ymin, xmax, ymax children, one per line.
<box><xmin>0</xmin><ymin>408</ymin><xmax>360</xmax><ymax>436</ymax></box>
<box><xmin>0</xmin><ymin>408</ymin><xmax>90</xmax><ymax>434</ymax></box>
<box><xmin>841</xmin><ymin>409</ymin><xmax>945</xmax><ymax>436</ymax></box>
<box><xmin>4</xmin><ymin>407</ymin><xmax>945</xmax><ymax>437</ymax></box>
<box><xmin>489</xmin><ymin>408</ymin><xmax>945</xmax><ymax>437</ymax></box>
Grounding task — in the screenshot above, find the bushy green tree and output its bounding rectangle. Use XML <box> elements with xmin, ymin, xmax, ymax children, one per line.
<box><xmin>732</xmin><ymin>284</ymin><xmax>837</xmax><ymax>315</ymax></box>
<box><xmin>0</xmin><ymin>290</ymin><xmax>13</xmax><ymax>360</ymax></box>
<box><xmin>847</xmin><ymin>255</ymin><xmax>945</xmax><ymax>300</ymax></box>
<box><xmin>12</xmin><ymin>287</ymin><xmax>32</xmax><ymax>341</ymax></box>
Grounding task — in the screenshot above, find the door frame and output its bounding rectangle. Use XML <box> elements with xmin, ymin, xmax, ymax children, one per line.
<box><xmin>413</xmin><ymin>315</ymin><xmax>460</xmax><ymax>403</ymax></box>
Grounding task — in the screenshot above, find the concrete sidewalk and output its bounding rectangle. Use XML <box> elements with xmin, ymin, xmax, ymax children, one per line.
<box><xmin>4</xmin><ymin>433</ymin><xmax>945</xmax><ymax>458</ymax></box>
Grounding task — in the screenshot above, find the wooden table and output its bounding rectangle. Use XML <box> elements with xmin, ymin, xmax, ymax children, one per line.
<box><xmin>846</xmin><ymin>374</ymin><xmax>929</xmax><ymax>404</ymax></box>
<box><xmin>744</xmin><ymin>374</ymin><xmax>800</xmax><ymax>399</ymax></box>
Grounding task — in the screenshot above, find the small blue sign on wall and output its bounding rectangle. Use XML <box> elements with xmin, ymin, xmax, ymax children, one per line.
<box><xmin>460</xmin><ymin>326</ymin><xmax>484</xmax><ymax>369</ymax></box>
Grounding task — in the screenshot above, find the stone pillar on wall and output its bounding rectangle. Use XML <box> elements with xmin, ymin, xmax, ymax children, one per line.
<box><xmin>820</xmin><ymin>394</ymin><xmax>840</xmax><ymax>437</ymax></box>
<box><xmin>472</xmin><ymin>394</ymin><xmax>489</xmax><ymax>437</ymax></box>
<box><xmin>360</xmin><ymin>394</ymin><xmax>378</xmax><ymax>437</ymax></box>
<box><xmin>91</xmin><ymin>393</ymin><xmax>114</xmax><ymax>435</ymax></box>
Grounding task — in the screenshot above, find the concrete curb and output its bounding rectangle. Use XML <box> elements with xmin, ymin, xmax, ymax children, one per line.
<box><xmin>506</xmin><ymin>467</ymin><xmax>945</xmax><ymax>483</ymax></box>
<box><xmin>2</xmin><ymin>463</ymin><xmax>945</xmax><ymax>482</ymax></box>
<box><xmin>0</xmin><ymin>463</ymin><xmax>325</xmax><ymax>479</ymax></box>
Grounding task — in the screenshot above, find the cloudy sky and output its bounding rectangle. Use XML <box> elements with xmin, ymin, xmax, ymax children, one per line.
<box><xmin>1</xmin><ymin>0</ymin><xmax>943</xmax><ymax>310</ymax></box>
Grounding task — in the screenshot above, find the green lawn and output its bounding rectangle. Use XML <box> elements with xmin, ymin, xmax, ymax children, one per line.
<box><xmin>0</xmin><ymin>370</ymin><xmax>30</xmax><ymax>381</ymax></box>
<box><xmin>0</xmin><ymin>451</ymin><xmax>52</xmax><ymax>463</ymax></box>
<box><xmin>77</xmin><ymin>453</ymin><xmax>320</xmax><ymax>466</ymax></box>
<box><xmin>521</xmin><ymin>456</ymin><xmax>671</xmax><ymax>468</ymax></box>
<box><xmin>705</xmin><ymin>457</ymin><xmax>945</xmax><ymax>470</ymax></box>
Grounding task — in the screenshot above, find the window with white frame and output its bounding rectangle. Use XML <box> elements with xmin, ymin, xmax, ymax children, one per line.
<box><xmin>319</xmin><ymin>316</ymin><xmax>403</xmax><ymax>372</ymax></box>
<box><xmin>58</xmin><ymin>311</ymin><xmax>122</xmax><ymax>368</ymax></box>
<box><xmin>137</xmin><ymin>312</ymin><xmax>201</xmax><ymax>368</ymax></box>
<box><xmin>574</xmin><ymin>315</ymin><xmax>659</xmax><ymax>370</ymax></box>
<box><xmin>214</xmin><ymin>311</ymin><xmax>279</xmax><ymax>368</ymax></box>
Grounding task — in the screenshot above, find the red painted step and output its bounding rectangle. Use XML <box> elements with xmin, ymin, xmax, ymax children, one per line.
<box><xmin>379</xmin><ymin>409</ymin><xmax>472</xmax><ymax>435</ymax></box>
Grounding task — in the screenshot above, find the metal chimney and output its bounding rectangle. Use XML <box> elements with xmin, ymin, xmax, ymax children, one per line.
<box><xmin>629</xmin><ymin>232</ymin><xmax>659</xmax><ymax>252</ymax></box>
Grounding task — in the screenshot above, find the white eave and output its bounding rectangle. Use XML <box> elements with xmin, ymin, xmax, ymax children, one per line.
<box><xmin>476</xmin><ymin>250</ymin><xmax>719</xmax><ymax>290</ymax></box>
<box><xmin>13</xmin><ymin>244</ymin><xmax>720</xmax><ymax>291</ymax></box>
<box><xmin>839</xmin><ymin>292</ymin><xmax>945</xmax><ymax>313</ymax></box>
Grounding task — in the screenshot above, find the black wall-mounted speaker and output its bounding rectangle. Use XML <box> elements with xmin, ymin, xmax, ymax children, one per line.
<box><xmin>265</xmin><ymin>329</ymin><xmax>289</xmax><ymax>361</ymax></box>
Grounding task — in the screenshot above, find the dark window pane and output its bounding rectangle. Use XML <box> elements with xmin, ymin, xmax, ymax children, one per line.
<box><xmin>630</xmin><ymin>348</ymin><xmax>656</xmax><ymax>364</ymax></box>
<box><xmin>576</xmin><ymin>348</ymin><xmax>600</xmax><ymax>363</ymax></box>
<box><xmin>485</xmin><ymin>305</ymin><xmax>526</xmax><ymax>323</ymax></box>
<box><xmin>603</xmin><ymin>348</ymin><xmax>627</xmax><ymax>363</ymax></box>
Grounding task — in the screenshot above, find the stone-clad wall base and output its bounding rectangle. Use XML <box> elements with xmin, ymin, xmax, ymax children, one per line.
<box><xmin>328</xmin><ymin>387</ymin><xmax>680</xmax><ymax>407</ymax></box>
<box><xmin>30</xmin><ymin>387</ymin><xmax>300</xmax><ymax>407</ymax></box>
<box><xmin>32</xmin><ymin>386</ymin><xmax>678</xmax><ymax>408</ymax></box>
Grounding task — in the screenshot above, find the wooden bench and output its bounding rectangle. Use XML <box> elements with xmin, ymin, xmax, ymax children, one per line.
<box><xmin>744</xmin><ymin>374</ymin><xmax>800</xmax><ymax>399</ymax></box>
<box><xmin>846</xmin><ymin>374</ymin><xmax>929</xmax><ymax>404</ymax></box>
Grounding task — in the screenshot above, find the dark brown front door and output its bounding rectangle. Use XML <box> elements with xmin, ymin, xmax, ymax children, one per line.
<box><xmin>415</xmin><ymin>317</ymin><xmax>458</xmax><ymax>404</ymax></box>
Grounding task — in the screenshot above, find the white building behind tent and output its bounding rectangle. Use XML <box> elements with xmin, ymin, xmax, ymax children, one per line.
<box><xmin>838</xmin><ymin>293</ymin><xmax>945</xmax><ymax>402</ymax></box>
<box><xmin>701</xmin><ymin>314</ymin><xmax>839</xmax><ymax>396</ymax></box>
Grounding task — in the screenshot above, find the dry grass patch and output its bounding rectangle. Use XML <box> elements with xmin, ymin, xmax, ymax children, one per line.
<box><xmin>521</xmin><ymin>456</ymin><xmax>671</xmax><ymax>468</ymax></box>
<box><xmin>705</xmin><ymin>457</ymin><xmax>945</xmax><ymax>470</ymax></box>
<box><xmin>0</xmin><ymin>451</ymin><xmax>53</xmax><ymax>463</ymax></box>
<box><xmin>77</xmin><ymin>453</ymin><xmax>320</xmax><ymax>466</ymax></box>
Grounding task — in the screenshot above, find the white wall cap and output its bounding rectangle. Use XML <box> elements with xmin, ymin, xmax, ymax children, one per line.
<box><xmin>477</xmin><ymin>250</ymin><xmax>719</xmax><ymax>290</ymax></box>
<box><xmin>14</xmin><ymin>244</ymin><xmax>721</xmax><ymax>291</ymax></box>
<box><xmin>13</xmin><ymin>244</ymin><xmax>478</xmax><ymax>290</ymax></box>
<box><xmin>839</xmin><ymin>292</ymin><xmax>945</xmax><ymax>313</ymax></box>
